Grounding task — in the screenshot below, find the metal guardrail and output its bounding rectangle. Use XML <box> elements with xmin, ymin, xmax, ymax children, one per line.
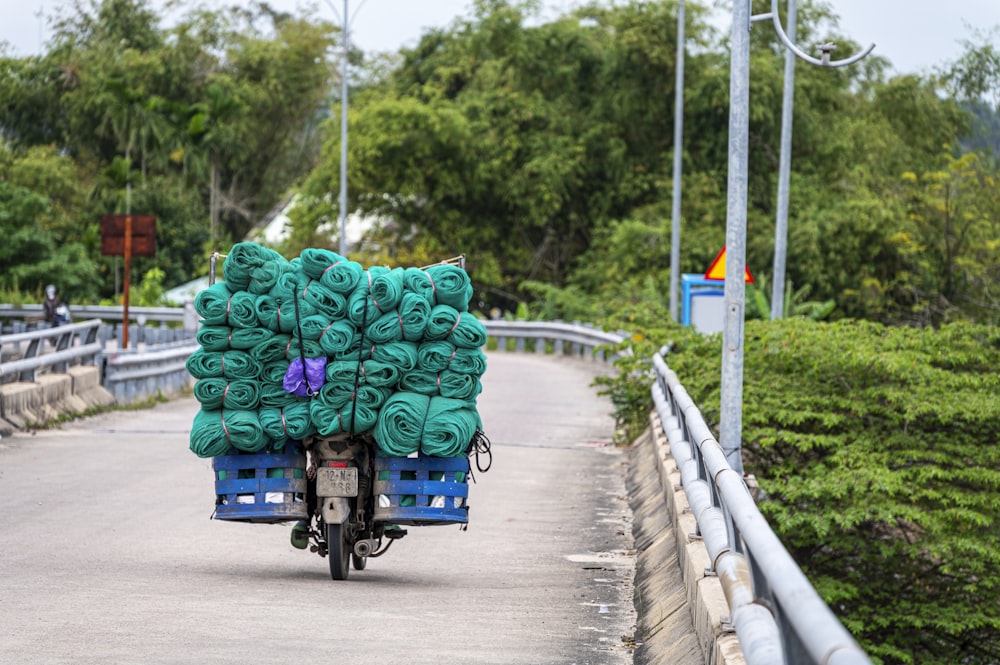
<box><xmin>0</xmin><ymin>320</ymin><xmax>104</xmax><ymax>382</ymax></box>
<box><xmin>102</xmin><ymin>341</ymin><xmax>198</xmax><ymax>403</ymax></box>
<box><xmin>482</xmin><ymin>319</ymin><xmax>627</xmax><ymax>360</ymax></box>
<box><xmin>0</xmin><ymin>304</ymin><xmax>189</xmax><ymax>325</ymax></box>
<box><xmin>651</xmin><ymin>353</ymin><xmax>872</xmax><ymax>665</ymax></box>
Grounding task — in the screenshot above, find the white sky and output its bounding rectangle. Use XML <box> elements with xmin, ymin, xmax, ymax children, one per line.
<box><xmin>1</xmin><ymin>0</ymin><xmax>999</xmax><ymax>75</ymax></box>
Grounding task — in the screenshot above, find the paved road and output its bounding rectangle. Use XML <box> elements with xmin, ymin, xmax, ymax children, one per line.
<box><xmin>0</xmin><ymin>352</ymin><xmax>636</xmax><ymax>665</ymax></box>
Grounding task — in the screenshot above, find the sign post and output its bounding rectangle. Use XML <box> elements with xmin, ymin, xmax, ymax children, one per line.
<box><xmin>101</xmin><ymin>214</ymin><xmax>156</xmax><ymax>349</ymax></box>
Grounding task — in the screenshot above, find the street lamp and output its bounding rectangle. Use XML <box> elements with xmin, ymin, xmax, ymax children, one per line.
<box><xmin>323</xmin><ymin>0</ymin><xmax>367</xmax><ymax>257</ymax></box>
<box><xmin>771</xmin><ymin>0</ymin><xmax>797</xmax><ymax>319</ymax></box>
<box><xmin>720</xmin><ymin>0</ymin><xmax>873</xmax><ymax>473</ymax></box>
<box><xmin>669</xmin><ymin>0</ymin><xmax>685</xmax><ymax>323</ymax></box>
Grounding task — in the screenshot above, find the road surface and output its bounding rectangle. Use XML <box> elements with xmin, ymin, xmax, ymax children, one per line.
<box><xmin>0</xmin><ymin>352</ymin><xmax>636</xmax><ymax>665</ymax></box>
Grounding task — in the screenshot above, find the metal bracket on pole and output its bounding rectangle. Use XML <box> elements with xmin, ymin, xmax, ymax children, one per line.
<box><xmin>719</xmin><ymin>0</ymin><xmax>874</xmax><ymax>474</ymax></box>
<box><xmin>762</xmin><ymin>0</ymin><xmax>875</xmax><ymax>68</ymax></box>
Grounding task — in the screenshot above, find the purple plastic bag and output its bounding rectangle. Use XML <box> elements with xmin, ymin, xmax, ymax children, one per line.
<box><xmin>283</xmin><ymin>356</ymin><xmax>327</xmax><ymax>397</ymax></box>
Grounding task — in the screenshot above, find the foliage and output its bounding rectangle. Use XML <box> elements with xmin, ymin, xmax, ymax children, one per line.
<box><xmin>745</xmin><ymin>273</ymin><xmax>836</xmax><ymax>321</ymax></box>
<box><xmin>295</xmin><ymin>0</ymin><xmax>722</xmax><ymax>308</ymax></box>
<box><xmin>740</xmin><ymin>320</ymin><xmax>1000</xmax><ymax>664</ymax></box>
<box><xmin>130</xmin><ymin>268</ymin><xmax>169</xmax><ymax>307</ymax></box>
<box><xmin>597</xmin><ymin>312</ymin><xmax>1000</xmax><ymax>664</ymax></box>
<box><xmin>0</xmin><ymin>0</ymin><xmax>336</xmax><ymax>303</ymax></box>
<box><xmin>892</xmin><ymin>153</ymin><xmax>1000</xmax><ymax>326</ymax></box>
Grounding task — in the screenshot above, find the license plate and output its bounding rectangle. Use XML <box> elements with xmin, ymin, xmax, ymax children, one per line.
<box><xmin>317</xmin><ymin>467</ymin><xmax>358</xmax><ymax>497</ymax></box>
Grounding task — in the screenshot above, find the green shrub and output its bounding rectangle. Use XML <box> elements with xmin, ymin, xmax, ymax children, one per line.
<box><xmin>608</xmin><ymin>317</ymin><xmax>1000</xmax><ymax>664</ymax></box>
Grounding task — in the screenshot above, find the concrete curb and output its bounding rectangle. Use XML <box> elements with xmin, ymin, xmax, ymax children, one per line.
<box><xmin>630</xmin><ymin>416</ymin><xmax>745</xmax><ymax>665</ymax></box>
<box><xmin>1</xmin><ymin>367</ymin><xmax>114</xmax><ymax>430</ymax></box>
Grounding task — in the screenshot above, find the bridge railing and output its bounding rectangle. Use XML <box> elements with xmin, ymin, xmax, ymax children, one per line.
<box><xmin>0</xmin><ymin>304</ymin><xmax>198</xmax><ymax>349</ymax></box>
<box><xmin>651</xmin><ymin>353</ymin><xmax>871</xmax><ymax>665</ymax></box>
<box><xmin>482</xmin><ymin>319</ymin><xmax>627</xmax><ymax>360</ymax></box>
<box><xmin>0</xmin><ymin>319</ymin><xmax>104</xmax><ymax>383</ymax></box>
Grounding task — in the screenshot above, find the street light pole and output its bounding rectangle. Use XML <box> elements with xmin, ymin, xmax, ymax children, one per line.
<box><xmin>338</xmin><ymin>0</ymin><xmax>349</xmax><ymax>257</ymax></box>
<box><xmin>669</xmin><ymin>0</ymin><xmax>685</xmax><ymax>323</ymax></box>
<box><xmin>324</xmin><ymin>0</ymin><xmax>361</xmax><ymax>257</ymax></box>
<box><xmin>719</xmin><ymin>0</ymin><xmax>873</xmax><ymax>474</ymax></box>
<box><xmin>719</xmin><ymin>0</ymin><xmax>751</xmax><ymax>475</ymax></box>
<box><xmin>771</xmin><ymin>0</ymin><xmax>797</xmax><ymax>319</ymax></box>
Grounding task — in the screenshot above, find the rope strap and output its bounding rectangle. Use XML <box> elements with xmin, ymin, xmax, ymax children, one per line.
<box><xmin>220</xmin><ymin>409</ymin><xmax>232</xmax><ymax>444</ymax></box>
<box><xmin>418</xmin><ymin>399</ymin><xmax>433</xmax><ymax>440</ymax></box>
<box><xmin>320</xmin><ymin>261</ymin><xmax>343</xmax><ymax>278</ymax></box>
<box><xmin>292</xmin><ymin>280</ymin><xmax>314</xmax><ymax>396</ymax></box>
<box><xmin>349</xmin><ymin>281</ymin><xmax>371</xmax><ymax>434</ymax></box>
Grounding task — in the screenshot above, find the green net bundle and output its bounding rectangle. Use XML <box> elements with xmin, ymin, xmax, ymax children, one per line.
<box><xmin>190</xmin><ymin>408</ymin><xmax>268</xmax><ymax>457</ymax></box>
<box><xmin>260</xmin><ymin>402</ymin><xmax>316</xmax><ymax>440</ymax></box>
<box><xmin>193</xmin><ymin>378</ymin><xmax>261</xmax><ymax>410</ymax></box>
<box><xmin>256</xmin><ymin>294</ymin><xmax>315</xmax><ymax>333</ymax></box>
<box><xmin>196</xmin><ymin>325</ymin><xmax>274</xmax><ymax>351</ymax></box>
<box><xmin>317</xmin><ymin>320</ymin><xmax>358</xmax><ymax>357</ymax></box>
<box><xmin>222</xmin><ymin>243</ymin><xmax>285</xmax><ymax>291</ymax></box>
<box><xmin>373</xmin><ymin>392</ymin><xmax>479</xmax><ymax>457</ymax></box>
<box><xmin>194</xmin><ymin>283</ymin><xmax>258</xmax><ymax>328</ymax></box>
<box><xmin>424</xmin><ymin>305</ymin><xmax>488</xmax><ymax>348</ymax></box>
<box><xmin>416</xmin><ymin>341</ymin><xmax>487</xmax><ymax>375</ymax></box>
<box><xmin>186</xmin><ymin>349</ymin><xmax>260</xmax><ymax>381</ymax></box>
<box><xmin>301</xmin><ymin>280</ymin><xmax>349</xmax><ymax>319</ymax></box>
<box><xmin>188</xmin><ymin>241</ymin><xmax>488</xmax><ymax>461</ymax></box>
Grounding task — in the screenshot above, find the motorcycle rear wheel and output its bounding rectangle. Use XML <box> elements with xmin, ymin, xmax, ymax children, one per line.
<box><xmin>327</xmin><ymin>522</ymin><xmax>351</xmax><ymax>580</ymax></box>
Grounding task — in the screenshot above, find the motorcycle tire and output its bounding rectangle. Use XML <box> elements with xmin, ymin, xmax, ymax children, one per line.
<box><xmin>327</xmin><ymin>521</ymin><xmax>351</xmax><ymax>581</ymax></box>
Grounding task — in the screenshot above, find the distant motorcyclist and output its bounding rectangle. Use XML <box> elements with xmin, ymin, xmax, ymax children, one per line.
<box><xmin>43</xmin><ymin>285</ymin><xmax>71</xmax><ymax>327</ymax></box>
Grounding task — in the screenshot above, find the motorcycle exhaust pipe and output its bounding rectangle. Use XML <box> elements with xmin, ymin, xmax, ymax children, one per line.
<box><xmin>354</xmin><ymin>539</ymin><xmax>377</xmax><ymax>558</ymax></box>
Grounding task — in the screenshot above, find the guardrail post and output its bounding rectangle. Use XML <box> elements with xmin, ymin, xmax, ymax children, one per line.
<box><xmin>19</xmin><ymin>338</ymin><xmax>40</xmax><ymax>382</ymax></box>
<box><xmin>54</xmin><ymin>330</ymin><xmax>74</xmax><ymax>373</ymax></box>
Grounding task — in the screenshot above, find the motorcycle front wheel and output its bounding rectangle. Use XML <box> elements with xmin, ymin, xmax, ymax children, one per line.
<box><xmin>327</xmin><ymin>521</ymin><xmax>351</xmax><ymax>580</ymax></box>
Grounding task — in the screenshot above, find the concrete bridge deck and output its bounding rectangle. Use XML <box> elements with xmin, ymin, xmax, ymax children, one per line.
<box><xmin>0</xmin><ymin>351</ymin><xmax>742</xmax><ymax>664</ymax></box>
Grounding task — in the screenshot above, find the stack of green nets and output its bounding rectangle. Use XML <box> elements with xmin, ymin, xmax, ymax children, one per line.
<box><xmin>188</xmin><ymin>242</ymin><xmax>487</xmax><ymax>461</ymax></box>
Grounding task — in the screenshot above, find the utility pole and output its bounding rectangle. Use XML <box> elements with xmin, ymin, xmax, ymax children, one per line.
<box><xmin>669</xmin><ymin>0</ymin><xmax>685</xmax><ymax>322</ymax></box>
<box><xmin>338</xmin><ymin>0</ymin><xmax>350</xmax><ymax>257</ymax></box>
<box><xmin>325</xmin><ymin>0</ymin><xmax>365</xmax><ymax>257</ymax></box>
<box><xmin>718</xmin><ymin>0</ymin><xmax>873</xmax><ymax>473</ymax></box>
<box><xmin>770</xmin><ymin>0</ymin><xmax>797</xmax><ymax>319</ymax></box>
<box><xmin>719</xmin><ymin>0</ymin><xmax>752</xmax><ymax>475</ymax></box>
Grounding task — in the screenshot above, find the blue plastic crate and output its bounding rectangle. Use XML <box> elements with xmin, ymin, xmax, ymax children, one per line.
<box><xmin>373</xmin><ymin>455</ymin><xmax>470</xmax><ymax>526</ymax></box>
<box><xmin>213</xmin><ymin>443</ymin><xmax>308</xmax><ymax>523</ymax></box>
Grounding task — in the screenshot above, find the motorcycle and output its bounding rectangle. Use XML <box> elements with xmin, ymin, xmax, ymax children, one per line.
<box><xmin>305</xmin><ymin>433</ymin><xmax>381</xmax><ymax>580</ymax></box>
<box><xmin>204</xmin><ymin>250</ymin><xmax>491</xmax><ymax>580</ymax></box>
<box><xmin>212</xmin><ymin>431</ymin><xmax>491</xmax><ymax>581</ymax></box>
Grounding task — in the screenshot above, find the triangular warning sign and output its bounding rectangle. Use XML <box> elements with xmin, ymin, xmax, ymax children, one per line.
<box><xmin>704</xmin><ymin>246</ymin><xmax>754</xmax><ymax>283</ymax></box>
